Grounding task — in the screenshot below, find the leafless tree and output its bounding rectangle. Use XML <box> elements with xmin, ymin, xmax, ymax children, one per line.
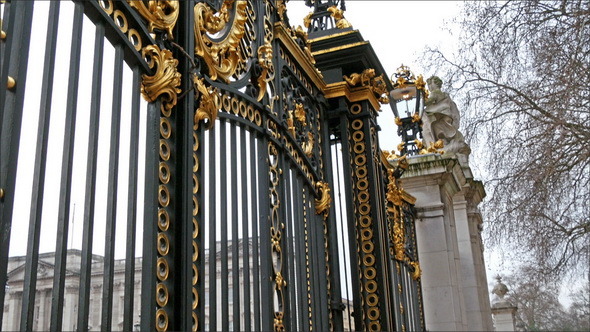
<box><xmin>503</xmin><ymin>267</ymin><xmax>589</xmax><ymax>331</ymax></box>
<box><xmin>423</xmin><ymin>1</ymin><xmax>590</xmax><ymax>278</ymax></box>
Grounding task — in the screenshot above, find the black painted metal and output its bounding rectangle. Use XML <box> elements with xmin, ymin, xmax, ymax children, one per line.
<box><xmin>123</xmin><ymin>66</ymin><xmax>141</xmax><ymax>332</ymax></box>
<box><xmin>77</xmin><ymin>19</ymin><xmax>105</xmax><ymax>332</ymax></box>
<box><xmin>101</xmin><ymin>43</ymin><xmax>124</xmax><ymax>332</ymax></box>
<box><xmin>0</xmin><ymin>1</ymin><xmax>426</xmax><ymax>331</ymax></box>
<box><xmin>50</xmin><ymin>4</ymin><xmax>84</xmax><ymax>330</ymax></box>
<box><xmin>0</xmin><ymin>2</ymin><xmax>35</xmax><ymax>328</ymax></box>
<box><xmin>20</xmin><ymin>2</ymin><xmax>60</xmax><ymax>330</ymax></box>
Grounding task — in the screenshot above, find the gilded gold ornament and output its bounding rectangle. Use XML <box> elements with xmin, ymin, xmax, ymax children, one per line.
<box><xmin>193</xmin><ymin>0</ymin><xmax>248</xmax><ymax>82</ymax></box>
<box><xmin>294</xmin><ymin>103</ymin><xmax>306</xmax><ymax>125</ymax></box>
<box><xmin>193</xmin><ymin>76</ymin><xmax>220</xmax><ymax>130</ymax></box>
<box><xmin>327</xmin><ymin>6</ymin><xmax>352</xmax><ymax>29</ymax></box>
<box><xmin>140</xmin><ymin>45</ymin><xmax>181</xmax><ymax>114</ymax></box>
<box><xmin>256</xmin><ymin>42</ymin><xmax>274</xmax><ymax>101</ymax></box>
<box><xmin>287</xmin><ymin>110</ymin><xmax>295</xmax><ymax>137</ymax></box>
<box><xmin>302</xmin><ymin>131</ymin><xmax>314</xmax><ymax>157</ymax></box>
<box><xmin>315</xmin><ymin>181</ymin><xmax>331</xmax><ymax>220</ymax></box>
<box><xmin>128</xmin><ymin>0</ymin><xmax>179</xmax><ymax>39</ymax></box>
<box><xmin>410</xmin><ymin>261</ymin><xmax>422</xmax><ymax>280</ymax></box>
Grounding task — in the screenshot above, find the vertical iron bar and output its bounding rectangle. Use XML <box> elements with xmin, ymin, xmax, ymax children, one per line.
<box><xmin>0</xmin><ymin>2</ymin><xmax>34</xmax><ymax>327</ymax></box>
<box><xmin>258</xmin><ymin>135</ymin><xmax>272</xmax><ymax>332</ymax></box>
<box><xmin>49</xmin><ymin>3</ymin><xmax>84</xmax><ymax>331</ymax></box>
<box><xmin>141</xmin><ymin>100</ymin><xmax>161</xmax><ymax>331</ymax></box>
<box><xmin>77</xmin><ymin>20</ymin><xmax>105</xmax><ymax>332</ymax></box>
<box><xmin>231</xmin><ymin>123</ymin><xmax>240</xmax><ymax>331</ymax></box>
<box><xmin>207</xmin><ymin>125</ymin><xmax>217</xmax><ymax>332</ymax></box>
<box><xmin>101</xmin><ymin>44</ymin><xmax>124</xmax><ymax>332</ymax></box>
<box><xmin>219</xmin><ymin>119</ymin><xmax>229</xmax><ymax>332</ymax></box>
<box><xmin>122</xmin><ymin>65</ymin><xmax>141</xmax><ymax>332</ymax></box>
<box><xmin>321</xmin><ymin>111</ymin><xmax>344</xmax><ymax>332</ymax></box>
<box><xmin>240</xmin><ymin>127</ymin><xmax>251</xmax><ymax>331</ymax></box>
<box><xmin>249</xmin><ymin>131</ymin><xmax>261</xmax><ymax>332</ymax></box>
<box><xmin>283</xmin><ymin>166</ymin><xmax>297</xmax><ymax>332</ymax></box>
<box><xmin>20</xmin><ymin>2</ymin><xmax>60</xmax><ymax>330</ymax></box>
<box><xmin>293</xmin><ymin>175</ymin><xmax>306</xmax><ymax>332</ymax></box>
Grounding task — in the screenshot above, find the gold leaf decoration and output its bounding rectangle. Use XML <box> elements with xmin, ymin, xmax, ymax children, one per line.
<box><xmin>257</xmin><ymin>42</ymin><xmax>274</xmax><ymax>101</ymax></box>
<box><xmin>193</xmin><ymin>0</ymin><xmax>248</xmax><ymax>82</ymax></box>
<box><xmin>193</xmin><ymin>77</ymin><xmax>220</xmax><ymax>130</ymax></box>
<box><xmin>410</xmin><ymin>261</ymin><xmax>422</xmax><ymax>280</ymax></box>
<box><xmin>302</xmin><ymin>131</ymin><xmax>314</xmax><ymax>157</ymax></box>
<box><xmin>140</xmin><ymin>44</ymin><xmax>181</xmax><ymax>115</ymax></box>
<box><xmin>315</xmin><ymin>181</ymin><xmax>332</xmax><ymax>220</ymax></box>
<box><xmin>128</xmin><ymin>0</ymin><xmax>179</xmax><ymax>39</ymax></box>
<box><xmin>294</xmin><ymin>103</ymin><xmax>306</xmax><ymax>125</ymax></box>
<box><xmin>327</xmin><ymin>6</ymin><xmax>352</xmax><ymax>29</ymax></box>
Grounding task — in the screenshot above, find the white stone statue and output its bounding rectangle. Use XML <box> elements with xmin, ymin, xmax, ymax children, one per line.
<box><xmin>423</xmin><ymin>76</ymin><xmax>471</xmax><ymax>164</ymax></box>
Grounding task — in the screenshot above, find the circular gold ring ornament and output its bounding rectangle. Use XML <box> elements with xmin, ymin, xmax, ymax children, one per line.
<box><xmin>127</xmin><ymin>28</ymin><xmax>142</xmax><ymax>51</ymax></box>
<box><xmin>160</xmin><ymin>118</ymin><xmax>171</xmax><ymax>139</ymax></box>
<box><xmin>157</xmin><ymin>232</ymin><xmax>170</xmax><ymax>256</ymax></box>
<box><xmin>353</xmin><ymin>142</ymin><xmax>365</xmax><ymax>154</ymax></box>
<box><xmin>159</xmin><ymin>140</ymin><xmax>170</xmax><ymax>161</ymax></box>
<box><xmin>155</xmin><ymin>309</ymin><xmax>168</xmax><ymax>332</ymax></box>
<box><xmin>156</xmin><ymin>283</ymin><xmax>169</xmax><ymax>307</ymax></box>
<box><xmin>351</xmin><ymin>119</ymin><xmax>363</xmax><ymax>130</ymax></box>
<box><xmin>192</xmin><ymin>312</ymin><xmax>198</xmax><ymax>332</ymax></box>
<box><xmin>364</xmin><ymin>266</ymin><xmax>377</xmax><ymax>280</ymax></box>
<box><xmin>156</xmin><ymin>257</ymin><xmax>169</xmax><ymax>281</ymax></box>
<box><xmin>159</xmin><ymin>162</ymin><xmax>170</xmax><ymax>184</ymax></box>
<box><xmin>158</xmin><ymin>209</ymin><xmax>169</xmax><ymax>231</ymax></box>
<box><xmin>192</xmin><ymin>288</ymin><xmax>198</xmax><ymax>309</ymax></box>
<box><xmin>158</xmin><ymin>185</ymin><xmax>170</xmax><ymax>207</ymax></box>
<box><xmin>113</xmin><ymin>10</ymin><xmax>128</xmax><ymax>33</ymax></box>
<box><xmin>99</xmin><ymin>0</ymin><xmax>114</xmax><ymax>15</ymax></box>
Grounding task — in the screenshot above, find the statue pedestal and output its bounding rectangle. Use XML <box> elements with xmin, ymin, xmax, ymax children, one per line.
<box><xmin>491</xmin><ymin>304</ymin><xmax>518</xmax><ymax>331</ymax></box>
<box><xmin>401</xmin><ymin>153</ymin><xmax>493</xmax><ymax>331</ymax></box>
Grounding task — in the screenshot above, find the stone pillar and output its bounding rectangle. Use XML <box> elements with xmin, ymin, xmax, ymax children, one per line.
<box><xmin>454</xmin><ymin>178</ymin><xmax>494</xmax><ymax>331</ymax></box>
<box><xmin>491</xmin><ymin>277</ymin><xmax>518</xmax><ymax>331</ymax></box>
<box><xmin>402</xmin><ymin>154</ymin><xmax>468</xmax><ymax>331</ymax></box>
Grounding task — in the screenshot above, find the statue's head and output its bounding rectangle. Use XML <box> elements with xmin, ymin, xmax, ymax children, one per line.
<box><xmin>427</xmin><ymin>76</ymin><xmax>443</xmax><ymax>90</ymax></box>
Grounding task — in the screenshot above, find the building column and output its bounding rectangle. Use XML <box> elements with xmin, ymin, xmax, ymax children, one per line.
<box><xmin>402</xmin><ymin>154</ymin><xmax>468</xmax><ymax>331</ymax></box>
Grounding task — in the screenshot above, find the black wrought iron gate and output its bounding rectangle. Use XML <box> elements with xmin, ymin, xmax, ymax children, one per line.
<box><xmin>0</xmin><ymin>1</ymin><xmax>424</xmax><ymax>331</ymax></box>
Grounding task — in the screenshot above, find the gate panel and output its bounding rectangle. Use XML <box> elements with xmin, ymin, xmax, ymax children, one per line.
<box><xmin>0</xmin><ymin>0</ymin><xmax>169</xmax><ymax>330</ymax></box>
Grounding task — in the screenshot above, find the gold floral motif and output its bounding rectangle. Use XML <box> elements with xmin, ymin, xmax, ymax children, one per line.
<box><xmin>193</xmin><ymin>77</ymin><xmax>220</xmax><ymax>129</ymax></box>
<box><xmin>257</xmin><ymin>42</ymin><xmax>274</xmax><ymax>101</ymax></box>
<box><xmin>315</xmin><ymin>181</ymin><xmax>332</xmax><ymax>220</ymax></box>
<box><xmin>294</xmin><ymin>103</ymin><xmax>306</xmax><ymax>125</ymax></box>
<box><xmin>411</xmin><ymin>112</ymin><xmax>421</xmax><ymax>123</ymax></box>
<box><xmin>327</xmin><ymin>6</ymin><xmax>352</xmax><ymax>29</ymax></box>
<box><xmin>141</xmin><ymin>45</ymin><xmax>181</xmax><ymax>114</ymax></box>
<box><xmin>128</xmin><ymin>0</ymin><xmax>179</xmax><ymax>39</ymax></box>
<box><xmin>193</xmin><ymin>0</ymin><xmax>248</xmax><ymax>82</ymax></box>
<box><xmin>386</xmin><ymin>169</ymin><xmax>403</xmax><ymax>208</ymax></box>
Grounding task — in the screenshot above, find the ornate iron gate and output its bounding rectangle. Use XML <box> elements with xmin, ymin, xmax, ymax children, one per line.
<box><xmin>0</xmin><ymin>1</ymin><xmax>424</xmax><ymax>331</ymax></box>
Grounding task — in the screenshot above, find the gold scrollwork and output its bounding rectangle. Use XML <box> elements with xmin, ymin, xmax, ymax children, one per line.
<box><xmin>128</xmin><ymin>0</ymin><xmax>179</xmax><ymax>39</ymax></box>
<box><xmin>141</xmin><ymin>45</ymin><xmax>182</xmax><ymax>114</ymax></box>
<box><xmin>415</xmin><ymin>138</ymin><xmax>445</xmax><ymax>155</ymax></box>
<box><xmin>315</xmin><ymin>181</ymin><xmax>331</xmax><ymax>220</ymax></box>
<box><xmin>327</xmin><ymin>6</ymin><xmax>352</xmax><ymax>29</ymax></box>
<box><xmin>193</xmin><ymin>76</ymin><xmax>220</xmax><ymax>129</ymax></box>
<box><xmin>286</xmin><ymin>110</ymin><xmax>295</xmax><ymax>137</ymax></box>
<box><xmin>193</xmin><ymin>0</ymin><xmax>248</xmax><ymax>82</ymax></box>
<box><xmin>257</xmin><ymin>42</ymin><xmax>274</xmax><ymax>101</ymax></box>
